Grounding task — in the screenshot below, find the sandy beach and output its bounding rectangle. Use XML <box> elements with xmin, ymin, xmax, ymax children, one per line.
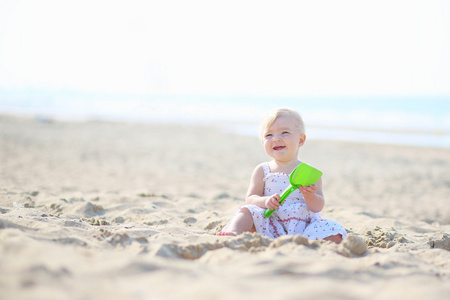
<box><xmin>1</xmin><ymin>114</ymin><xmax>449</xmax><ymax>300</ymax></box>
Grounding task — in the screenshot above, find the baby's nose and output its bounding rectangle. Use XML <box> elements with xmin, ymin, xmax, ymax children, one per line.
<box><xmin>273</xmin><ymin>134</ymin><xmax>282</xmax><ymax>141</ymax></box>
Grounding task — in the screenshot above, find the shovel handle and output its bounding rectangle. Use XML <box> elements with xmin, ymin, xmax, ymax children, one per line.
<box><xmin>264</xmin><ymin>185</ymin><xmax>298</xmax><ymax>218</ymax></box>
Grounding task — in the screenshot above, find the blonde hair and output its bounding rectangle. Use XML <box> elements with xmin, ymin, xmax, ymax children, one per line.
<box><xmin>259</xmin><ymin>108</ymin><xmax>305</xmax><ymax>140</ymax></box>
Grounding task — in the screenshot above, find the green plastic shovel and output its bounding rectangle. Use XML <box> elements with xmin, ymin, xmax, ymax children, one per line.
<box><xmin>264</xmin><ymin>163</ymin><xmax>323</xmax><ymax>218</ymax></box>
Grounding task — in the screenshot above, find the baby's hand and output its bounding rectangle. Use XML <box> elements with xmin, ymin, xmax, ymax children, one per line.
<box><xmin>265</xmin><ymin>194</ymin><xmax>281</xmax><ymax>210</ymax></box>
<box><xmin>299</xmin><ymin>185</ymin><xmax>317</xmax><ymax>197</ymax></box>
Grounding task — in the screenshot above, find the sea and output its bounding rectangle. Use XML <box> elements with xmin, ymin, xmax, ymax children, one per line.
<box><xmin>0</xmin><ymin>89</ymin><xmax>449</xmax><ymax>148</ymax></box>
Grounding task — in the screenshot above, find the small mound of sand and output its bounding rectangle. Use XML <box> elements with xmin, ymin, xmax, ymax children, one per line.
<box><xmin>341</xmin><ymin>235</ymin><xmax>367</xmax><ymax>256</ymax></box>
<box><xmin>429</xmin><ymin>234</ymin><xmax>450</xmax><ymax>251</ymax></box>
<box><xmin>155</xmin><ymin>232</ymin><xmax>272</xmax><ymax>259</ymax></box>
<box><xmin>364</xmin><ymin>226</ymin><xmax>407</xmax><ymax>249</ymax></box>
<box><xmin>269</xmin><ymin>234</ymin><xmax>314</xmax><ymax>248</ymax></box>
<box><xmin>154</xmin><ymin>233</ymin><xmax>369</xmax><ymax>260</ymax></box>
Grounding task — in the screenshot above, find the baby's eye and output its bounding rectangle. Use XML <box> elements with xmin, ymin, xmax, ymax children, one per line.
<box><xmin>265</xmin><ymin>133</ymin><xmax>273</xmax><ymax>137</ymax></box>
<box><xmin>282</xmin><ymin>131</ymin><xmax>290</xmax><ymax>134</ymax></box>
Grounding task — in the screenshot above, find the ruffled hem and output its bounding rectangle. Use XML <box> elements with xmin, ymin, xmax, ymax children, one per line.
<box><xmin>243</xmin><ymin>204</ymin><xmax>347</xmax><ymax>240</ymax></box>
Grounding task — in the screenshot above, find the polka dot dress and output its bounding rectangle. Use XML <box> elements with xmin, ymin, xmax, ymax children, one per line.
<box><xmin>242</xmin><ymin>163</ymin><xmax>347</xmax><ymax>240</ymax></box>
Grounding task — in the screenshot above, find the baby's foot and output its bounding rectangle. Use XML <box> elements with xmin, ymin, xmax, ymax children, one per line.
<box><xmin>216</xmin><ymin>231</ymin><xmax>236</xmax><ymax>236</ymax></box>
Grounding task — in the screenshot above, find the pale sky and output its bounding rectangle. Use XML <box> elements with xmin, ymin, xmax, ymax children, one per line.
<box><xmin>0</xmin><ymin>0</ymin><xmax>449</xmax><ymax>97</ymax></box>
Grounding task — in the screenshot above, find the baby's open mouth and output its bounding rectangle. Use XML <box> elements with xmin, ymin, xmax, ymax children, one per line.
<box><xmin>273</xmin><ymin>146</ymin><xmax>285</xmax><ymax>151</ymax></box>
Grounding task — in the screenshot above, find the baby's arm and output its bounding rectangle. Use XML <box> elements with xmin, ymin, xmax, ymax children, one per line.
<box><xmin>245</xmin><ymin>164</ymin><xmax>281</xmax><ymax>210</ymax></box>
<box><xmin>299</xmin><ymin>177</ymin><xmax>325</xmax><ymax>213</ymax></box>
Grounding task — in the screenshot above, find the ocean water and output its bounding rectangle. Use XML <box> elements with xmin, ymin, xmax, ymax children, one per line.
<box><xmin>0</xmin><ymin>89</ymin><xmax>449</xmax><ymax>148</ymax></box>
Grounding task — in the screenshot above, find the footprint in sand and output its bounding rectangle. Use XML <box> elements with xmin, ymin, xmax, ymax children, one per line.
<box><xmin>183</xmin><ymin>217</ymin><xmax>197</xmax><ymax>224</ymax></box>
<box><xmin>83</xmin><ymin>217</ymin><xmax>110</xmax><ymax>226</ymax></box>
<box><xmin>144</xmin><ymin>220</ymin><xmax>168</xmax><ymax>226</ymax></box>
<box><xmin>95</xmin><ymin>229</ymin><xmax>131</xmax><ymax>246</ymax></box>
<box><xmin>0</xmin><ymin>219</ymin><xmax>29</xmax><ymax>230</ymax></box>
<box><xmin>113</xmin><ymin>216</ymin><xmax>125</xmax><ymax>224</ymax></box>
<box><xmin>204</xmin><ymin>221</ymin><xmax>222</xmax><ymax>230</ymax></box>
<box><xmin>83</xmin><ymin>202</ymin><xmax>105</xmax><ymax>217</ymax></box>
<box><xmin>53</xmin><ymin>237</ymin><xmax>88</xmax><ymax>247</ymax></box>
<box><xmin>108</xmin><ymin>233</ymin><xmax>132</xmax><ymax>247</ymax></box>
<box><xmin>94</xmin><ymin>228</ymin><xmax>113</xmax><ymax>241</ymax></box>
<box><xmin>48</xmin><ymin>203</ymin><xmax>64</xmax><ymax>216</ymax></box>
<box><xmin>213</xmin><ymin>193</ymin><xmax>230</xmax><ymax>200</ymax></box>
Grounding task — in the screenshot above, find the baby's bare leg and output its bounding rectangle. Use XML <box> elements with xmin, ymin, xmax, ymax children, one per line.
<box><xmin>323</xmin><ymin>234</ymin><xmax>343</xmax><ymax>244</ymax></box>
<box><xmin>217</xmin><ymin>208</ymin><xmax>255</xmax><ymax>236</ymax></box>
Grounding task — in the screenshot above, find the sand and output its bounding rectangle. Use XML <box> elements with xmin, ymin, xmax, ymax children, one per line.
<box><xmin>1</xmin><ymin>114</ymin><xmax>449</xmax><ymax>300</ymax></box>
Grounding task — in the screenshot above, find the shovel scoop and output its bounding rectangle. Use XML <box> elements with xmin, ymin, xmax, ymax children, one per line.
<box><xmin>264</xmin><ymin>163</ymin><xmax>323</xmax><ymax>218</ymax></box>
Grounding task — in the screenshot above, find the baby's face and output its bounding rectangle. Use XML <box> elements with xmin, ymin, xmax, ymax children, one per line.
<box><xmin>262</xmin><ymin>116</ymin><xmax>305</xmax><ymax>162</ymax></box>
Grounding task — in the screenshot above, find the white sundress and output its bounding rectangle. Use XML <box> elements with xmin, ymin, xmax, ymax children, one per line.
<box><xmin>240</xmin><ymin>162</ymin><xmax>348</xmax><ymax>240</ymax></box>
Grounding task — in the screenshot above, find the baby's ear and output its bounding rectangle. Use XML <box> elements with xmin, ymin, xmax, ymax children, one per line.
<box><xmin>299</xmin><ymin>134</ymin><xmax>306</xmax><ymax>146</ymax></box>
